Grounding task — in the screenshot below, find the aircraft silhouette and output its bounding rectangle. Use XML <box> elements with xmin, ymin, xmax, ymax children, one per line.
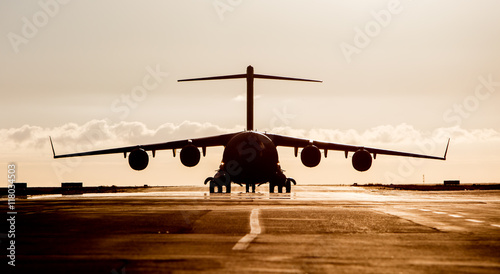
<box><xmin>51</xmin><ymin>65</ymin><xmax>449</xmax><ymax>193</ymax></box>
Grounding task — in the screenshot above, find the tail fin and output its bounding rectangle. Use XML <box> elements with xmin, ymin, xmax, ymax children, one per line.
<box><xmin>178</xmin><ymin>65</ymin><xmax>322</xmax><ymax>131</ymax></box>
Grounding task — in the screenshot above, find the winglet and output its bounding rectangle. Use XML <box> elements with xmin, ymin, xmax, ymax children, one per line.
<box><xmin>443</xmin><ymin>138</ymin><xmax>450</xmax><ymax>160</ymax></box>
<box><xmin>49</xmin><ymin>136</ymin><xmax>56</xmax><ymax>158</ymax></box>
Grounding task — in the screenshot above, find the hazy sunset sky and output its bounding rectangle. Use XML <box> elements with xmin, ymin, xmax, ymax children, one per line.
<box><xmin>1</xmin><ymin>0</ymin><xmax>499</xmax><ymax>187</ymax></box>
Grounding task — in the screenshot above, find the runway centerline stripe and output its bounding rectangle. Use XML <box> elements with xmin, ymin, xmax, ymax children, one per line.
<box><xmin>232</xmin><ymin>208</ymin><xmax>261</xmax><ymax>251</ymax></box>
<box><xmin>449</xmin><ymin>214</ymin><xmax>463</xmax><ymax>218</ymax></box>
<box><xmin>491</xmin><ymin>224</ymin><xmax>500</xmax><ymax>228</ymax></box>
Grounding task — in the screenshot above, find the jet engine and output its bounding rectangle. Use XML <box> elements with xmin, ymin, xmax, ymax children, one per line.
<box><xmin>180</xmin><ymin>144</ymin><xmax>201</xmax><ymax>167</ymax></box>
<box><xmin>128</xmin><ymin>148</ymin><xmax>149</xmax><ymax>171</ymax></box>
<box><xmin>301</xmin><ymin>145</ymin><xmax>321</xmax><ymax>167</ymax></box>
<box><xmin>352</xmin><ymin>149</ymin><xmax>372</xmax><ymax>172</ymax></box>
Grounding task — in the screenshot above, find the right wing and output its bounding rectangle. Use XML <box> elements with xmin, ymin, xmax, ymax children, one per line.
<box><xmin>266</xmin><ymin>133</ymin><xmax>449</xmax><ymax>160</ymax></box>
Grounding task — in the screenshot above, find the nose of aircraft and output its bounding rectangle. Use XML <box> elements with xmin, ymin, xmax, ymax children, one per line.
<box><xmin>222</xmin><ymin>131</ymin><xmax>279</xmax><ymax>184</ymax></box>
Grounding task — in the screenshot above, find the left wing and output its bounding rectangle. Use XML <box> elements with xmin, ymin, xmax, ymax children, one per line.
<box><xmin>50</xmin><ymin>132</ymin><xmax>240</xmax><ymax>159</ymax></box>
<box><xmin>266</xmin><ymin>133</ymin><xmax>449</xmax><ymax>160</ymax></box>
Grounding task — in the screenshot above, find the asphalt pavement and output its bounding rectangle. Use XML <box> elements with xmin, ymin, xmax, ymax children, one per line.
<box><xmin>3</xmin><ymin>186</ymin><xmax>500</xmax><ymax>273</ymax></box>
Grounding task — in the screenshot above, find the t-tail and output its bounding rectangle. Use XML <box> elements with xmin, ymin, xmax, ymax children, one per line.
<box><xmin>178</xmin><ymin>65</ymin><xmax>322</xmax><ymax>131</ymax></box>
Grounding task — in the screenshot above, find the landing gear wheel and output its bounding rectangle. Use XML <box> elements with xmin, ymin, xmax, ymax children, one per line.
<box><xmin>286</xmin><ymin>178</ymin><xmax>296</xmax><ymax>193</ymax></box>
<box><xmin>278</xmin><ymin>182</ymin><xmax>284</xmax><ymax>193</ymax></box>
<box><xmin>209</xmin><ymin>180</ymin><xmax>219</xmax><ymax>193</ymax></box>
<box><xmin>285</xmin><ymin>179</ymin><xmax>291</xmax><ymax>193</ymax></box>
<box><xmin>269</xmin><ymin>181</ymin><xmax>276</xmax><ymax>193</ymax></box>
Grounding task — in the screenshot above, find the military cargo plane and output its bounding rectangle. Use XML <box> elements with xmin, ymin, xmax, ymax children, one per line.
<box><xmin>51</xmin><ymin>66</ymin><xmax>449</xmax><ymax>193</ymax></box>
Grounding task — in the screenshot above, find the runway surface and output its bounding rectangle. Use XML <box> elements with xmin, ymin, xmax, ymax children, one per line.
<box><xmin>4</xmin><ymin>186</ymin><xmax>500</xmax><ymax>273</ymax></box>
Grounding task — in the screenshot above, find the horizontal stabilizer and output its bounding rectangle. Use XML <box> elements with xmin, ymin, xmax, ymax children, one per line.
<box><xmin>178</xmin><ymin>73</ymin><xmax>322</xmax><ymax>83</ymax></box>
<box><xmin>178</xmin><ymin>74</ymin><xmax>246</xmax><ymax>82</ymax></box>
<box><xmin>254</xmin><ymin>74</ymin><xmax>322</xmax><ymax>83</ymax></box>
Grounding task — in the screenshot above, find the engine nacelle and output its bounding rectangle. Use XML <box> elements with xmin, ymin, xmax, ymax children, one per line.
<box><xmin>180</xmin><ymin>144</ymin><xmax>201</xmax><ymax>167</ymax></box>
<box><xmin>301</xmin><ymin>145</ymin><xmax>321</xmax><ymax>167</ymax></box>
<box><xmin>128</xmin><ymin>148</ymin><xmax>149</xmax><ymax>171</ymax></box>
<box><xmin>352</xmin><ymin>149</ymin><xmax>372</xmax><ymax>172</ymax></box>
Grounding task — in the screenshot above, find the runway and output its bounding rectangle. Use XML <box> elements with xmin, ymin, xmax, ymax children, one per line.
<box><xmin>5</xmin><ymin>186</ymin><xmax>500</xmax><ymax>273</ymax></box>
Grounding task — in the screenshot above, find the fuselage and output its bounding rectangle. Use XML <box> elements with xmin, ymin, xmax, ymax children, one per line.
<box><xmin>221</xmin><ymin>131</ymin><xmax>279</xmax><ymax>185</ymax></box>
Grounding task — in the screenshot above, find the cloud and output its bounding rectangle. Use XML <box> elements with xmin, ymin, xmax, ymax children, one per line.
<box><xmin>1</xmin><ymin>121</ymin><xmax>499</xmax><ymax>186</ymax></box>
<box><xmin>0</xmin><ymin>120</ymin><xmax>240</xmax><ymax>153</ymax></box>
<box><xmin>1</xmin><ymin>121</ymin><xmax>499</xmax><ymax>155</ymax></box>
<box><xmin>272</xmin><ymin>124</ymin><xmax>500</xmax><ymax>146</ymax></box>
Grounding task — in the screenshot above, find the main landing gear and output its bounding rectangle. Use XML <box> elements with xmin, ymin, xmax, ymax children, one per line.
<box><xmin>269</xmin><ymin>177</ymin><xmax>296</xmax><ymax>193</ymax></box>
<box><xmin>204</xmin><ymin>175</ymin><xmax>231</xmax><ymax>194</ymax></box>
<box><xmin>204</xmin><ymin>168</ymin><xmax>296</xmax><ymax>194</ymax></box>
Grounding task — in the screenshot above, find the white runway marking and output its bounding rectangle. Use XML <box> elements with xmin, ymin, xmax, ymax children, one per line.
<box><xmin>433</xmin><ymin>211</ymin><xmax>447</xmax><ymax>214</ymax></box>
<box><xmin>419</xmin><ymin>209</ymin><xmax>431</xmax><ymax>212</ymax></box>
<box><xmin>449</xmin><ymin>214</ymin><xmax>463</xmax><ymax>218</ymax></box>
<box><xmin>491</xmin><ymin>224</ymin><xmax>500</xmax><ymax>228</ymax></box>
<box><xmin>465</xmin><ymin>219</ymin><xmax>484</xmax><ymax>223</ymax></box>
<box><xmin>233</xmin><ymin>208</ymin><xmax>261</xmax><ymax>251</ymax></box>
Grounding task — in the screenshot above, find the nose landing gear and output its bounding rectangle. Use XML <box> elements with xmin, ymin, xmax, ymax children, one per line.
<box><xmin>245</xmin><ymin>184</ymin><xmax>256</xmax><ymax>193</ymax></box>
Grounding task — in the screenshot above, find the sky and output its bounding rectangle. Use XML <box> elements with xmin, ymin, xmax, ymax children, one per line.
<box><xmin>1</xmin><ymin>0</ymin><xmax>500</xmax><ymax>187</ymax></box>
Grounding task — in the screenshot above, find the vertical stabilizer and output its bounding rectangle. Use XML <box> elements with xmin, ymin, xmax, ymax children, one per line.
<box><xmin>178</xmin><ymin>66</ymin><xmax>321</xmax><ymax>131</ymax></box>
<box><xmin>246</xmin><ymin>66</ymin><xmax>254</xmax><ymax>131</ymax></box>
